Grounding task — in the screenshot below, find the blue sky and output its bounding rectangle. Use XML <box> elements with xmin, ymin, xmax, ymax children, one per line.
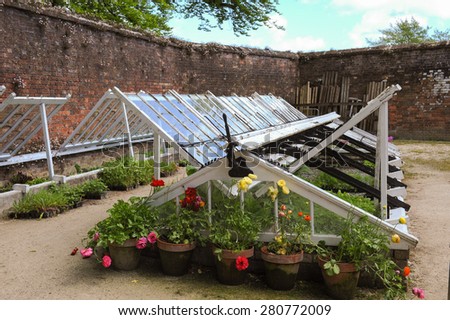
<box><xmin>169</xmin><ymin>0</ymin><xmax>450</xmax><ymax>52</ymax></box>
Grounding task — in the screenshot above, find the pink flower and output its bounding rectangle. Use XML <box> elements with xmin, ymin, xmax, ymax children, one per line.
<box><xmin>147</xmin><ymin>231</ymin><xmax>157</xmax><ymax>244</ymax></box>
<box><xmin>102</xmin><ymin>255</ymin><xmax>112</xmax><ymax>268</ymax></box>
<box><xmin>388</xmin><ymin>136</ymin><xmax>394</xmax><ymax>142</ymax></box>
<box><xmin>80</xmin><ymin>248</ymin><xmax>93</xmax><ymax>258</ymax></box>
<box><xmin>136</xmin><ymin>237</ymin><xmax>147</xmax><ymax>249</ymax></box>
<box><xmin>93</xmin><ymin>232</ymin><xmax>100</xmax><ymax>242</ymax></box>
<box><xmin>412</xmin><ymin>287</ymin><xmax>425</xmax><ymax>299</ymax></box>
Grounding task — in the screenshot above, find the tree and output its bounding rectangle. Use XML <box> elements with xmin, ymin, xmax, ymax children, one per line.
<box><xmin>48</xmin><ymin>0</ymin><xmax>281</xmax><ymax>36</ymax></box>
<box><xmin>367</xmin><ymin>17</ymin><xmax>450</xmax><ymax>46</ymax></box>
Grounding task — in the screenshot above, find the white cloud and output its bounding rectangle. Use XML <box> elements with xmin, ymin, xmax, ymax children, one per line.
<box><xmin>332</xmin><ymin>0</ymin><xmax>450</xmax><ymax>18</ymax></box>
<box><xmin>331</xmin><ymin>0</ymin><xmax>448</xmax><ymax>47</ymax></box>
<box><xmin>248</xmin><ymin>13</ymin><xmax>326</xmax><ymax>52</ymax></box>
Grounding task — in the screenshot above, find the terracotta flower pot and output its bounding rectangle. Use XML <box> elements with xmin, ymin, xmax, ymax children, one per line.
<box><xmin>109</xmin><ymin>239</ymin><xmax>141</xmax><ymax>271</ymax></box>
<box><xmin>213</xmin><ymin>247</ymin><xmax>254</xmax><ymax>285</ymax></box>
<box><xmin>260</xmin><ymin>246</ymin><xmax>304</xmax><ymax>290</ymax></box>
<box><xmin>317</xmin><ymin>256</ymin><xmax>360</xmax><ymax>299</ymax></box>
<box><xmin>157</xmin><ymin>238</ymin><xmax>196</xmax><ymax>276</ymax></box>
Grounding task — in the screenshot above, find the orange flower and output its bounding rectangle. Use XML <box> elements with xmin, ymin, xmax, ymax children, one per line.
<box><xmin>280</xmin><ymin>204</ymin><xmax>287</xmax><ymax>211</ymax></box>
<box><xmin>297</xmin><ymin>211</ymin><xmax>303</xmax><ymax>217</ymax></box>
<box><xmin>403</xmin><ymin>266</ymin><xmax>411</xmax><ymax>277</ymax></box>
<box><xmin>304</xmin><ymin>215</ymin><xmax>311</xmax><ymax>222</ymax></box>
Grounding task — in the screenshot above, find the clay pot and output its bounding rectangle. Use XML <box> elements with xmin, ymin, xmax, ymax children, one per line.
<box><xmin>260</xmin><ymin>246</ymin><xmax>304</xmax><ymax>290</ymax></box>
<box><xmin>317</xmin><ymin>256</ymin><xmax>360</xmax><ymax>299</ymax></box>
<box><xmin>109</xmin><ymin>239</ymin><xmax>141</xmax><ymax>271</ymax></box>
<box><xmin>213</xmin><ymin>247</ymin><xmax>254</xmax><ymax>285</ymax></box>
<box><xmin>157</xmin><ymin>238</ymin><xmax>196</xmax><ymax>276</ymax></box>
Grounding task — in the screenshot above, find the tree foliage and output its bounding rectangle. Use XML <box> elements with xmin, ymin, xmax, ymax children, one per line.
<box><xmin>48</xmin><ymin>0</ymin><xmax>281</xmax><ymax>36</ymax></box>
<box><xmin>367</xmin><ymin>17</ymin><xmax>450</xmax><ymax>46</ymax></box>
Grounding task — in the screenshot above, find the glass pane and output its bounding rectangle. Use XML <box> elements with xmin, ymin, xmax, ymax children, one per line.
<box><xmin>163</xmin><ymin>95</ymin><xmax>221</xmax><ymax>140</ymax></box>
<box><xmin>313</xmin><ymin>203</ymin><xmax>346</xmax><ymax>235</ymax></box>
<box><xmin>184</xmin><ymin>95</ymin><xmax>228</xmax><ymax>135</ymax></box>
<box><xmin>240</xmin><ymin>97</ymin><xmax>283</xmax><ymax>126</ymax></box>
<box><xmin>220</xmin><ymin>97</ymin><xmax>265</xmax><ymax>130</ymax></box>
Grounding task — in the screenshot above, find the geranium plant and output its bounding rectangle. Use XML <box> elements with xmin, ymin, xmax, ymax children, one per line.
<box><xmin>156</xmin><ymin>187</ymin><xmax>210</xmax><ymax>245</ymax></box>
<box><xmin>316</xmin><ymin>214</ymin><xmax>410</xmax><ymax>299</ymax></box>
<box><xmin>79</xmin><ymin>196</ymin><xmax>159</xmax><ymax>267</ymax></box>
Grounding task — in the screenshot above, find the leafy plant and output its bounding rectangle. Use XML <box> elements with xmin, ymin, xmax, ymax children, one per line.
<box><xmin>267</xmin><ymin>203</ymin><xmax>312</xmax><ymax>255</ymax></box>
<box><xmin>48</xmin><ymin>183</ymin><xmax>84</xmax><ymax>208</ymax></box>
<box><xmin>186</xmin><ymin>165</ymin><xmax>198</xmax><ymax>176</ymax></box>
<box><xmin>156</xmin><ymin>187</ymin><xmax>210</xmax><ymax>245</ymax></box>
<box><xmin>177</xmin><ymin>159</ymin><xmax>189</xmax><ymax>167</ymax></box>
<box><xmin>11</xmin><ymin>189</ymin><xmax>68</xmax><ymax>219</ymax></box>
<box><xmin>85</xmin><ymin>197</ymin><xmax>158</xmax><ymax>248</ymax></box>
<box><xmin>316</xmin><ymin>215</ymin><xmax>407</xmax><ymax>299</ymax></box>
<box><xmin>80</xmin><ymin>179</ymin><xmax>108</xmax><ymax>199</ymax></box>
<box><xmin>27</xmin><ymin>177</ymin><xmax>49</xmax><ymax>185</ymax></box>
<box><xmin>160</xmin><ymin>161</ymin><xmax>177</xmax><ymax>177</ymax></box>
<box><xmin>209</xmin><ymin>177</ymin><xmax>261</xmax><ymax>252</ymax></box>
<box><xmin>0</xmin><ymin>183</ymin><xmax>13</xmax><ymax>193</ymax></box>
<box><xmin>99</xmin><ymin>156</ymin><xmax>148</xmax><ymax>190</ymax></box>
<box><xmin>333</xmin><ymin>191</ymin><xmax>378</xmax><ymax>216</ymax></box>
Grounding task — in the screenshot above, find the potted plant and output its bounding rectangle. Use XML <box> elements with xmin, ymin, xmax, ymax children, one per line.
<box><xmin>81</xmin><ymin>179</ymin><xmax>108</xmax><ymax>199</ymax></box>
<box><xmin>209</xmin><ymin>175</ymin><xmax>261</xmax><ymax>285</ymax></box>
<box><xmin>260</xmin><ymin>198</ymin><xmax>312</xmax><ymax>290</ymax></box>
<box><xmin>82</xmin><ymin>196</ymin><xmax>158</xmax><ymax>271</ymax></box>
<box><xmin>155</xmin><ymin>187</ymin><xmax>210</xmax><ymax>276</ymax></box>
<box><xmin>316</xmin><ymin>214</ymin><xmax>407</xmax><ymax>299</ymax></box>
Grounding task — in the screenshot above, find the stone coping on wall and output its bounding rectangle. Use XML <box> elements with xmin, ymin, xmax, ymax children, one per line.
<box><xmin>2</xmin><ymin>0</ymin><xmax>299</xmax><ymax>60</ymax></box>
<box><xmin>300</xmin><ymin>41</ymin><xmax>450</xmax><ymax>60</ymax></box>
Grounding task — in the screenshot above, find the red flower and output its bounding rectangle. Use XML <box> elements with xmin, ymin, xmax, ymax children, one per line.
<box><xmin>151</xmin><ymin>178</ymin><xmax>165</xmax><ymax>187</ymax></box>
<box><xmin>70</xmin><ymin>247</ymin><xmax>78</xmax><ymax>256</ymax></box>
<box><xmin>235</xmin><ymin>256</ymin><xmax>249</xmax><ymax>271</ymax></box>
<box><xmin>102</xmin><ymin>255</ymin><xmax>112</xmax><ymax>268</ymax></box>
<box><xmin>185</xmin><ymin>187</ymin><xmax>197</xmax><ymax>198</ymax></box>
<box><xmin>304</xmin><ymin>215</ymin><xmax>311</xmax><ymax>222</ymax></box>
<box><xmin>403</xmin><ymin>266</ymin><xmax>411</xmax><ymax>277</ymax></box>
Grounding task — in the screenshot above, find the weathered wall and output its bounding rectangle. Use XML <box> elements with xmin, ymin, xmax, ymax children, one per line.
<box><xmin>0</xmin><ymin>2</ymin><xmax>300</xmax><ymax>142</ymax></box>
<box><xmin>1</xmin><ymin>1</ymin><xmax>450</xmax><ymax>151</ymax></box>
<box><xmin>299</xmin><ymin>45</ymin><xmax>450</xmax><ymax>140</ymax></box>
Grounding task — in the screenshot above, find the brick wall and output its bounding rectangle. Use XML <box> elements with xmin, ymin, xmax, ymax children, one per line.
<box><xmin>299</xmin><ymin>44</ymin><xmax>450</xmax><ymax>140</ymax></box>
<box><xmin>1</xmin><ymin>1</ymin><xmax>449</xmax><ymax>156</ymax></box>
<box><xmin>0</xmin><ymin>3</ymin><xmax>300</xmax><ymax>142</ymax></box>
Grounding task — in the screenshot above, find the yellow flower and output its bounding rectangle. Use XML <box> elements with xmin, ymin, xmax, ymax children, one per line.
<box><xmin>277</xmin><ymin>179</ymin><xmax>286</xmax><ymax>187</ymax></box>
<box><xmin>267</xmin><ymin>186</ymin><xmax>279</xmax><ymax>201</ymax></box>
<box><xmin>237</xmin><ymin>179</ymin><xmax>249</xmax><ymax>192</ymax></box>
<box><xmin>274</xmin><ymin>235</ymin><xmax>283</xmax><ymax>243</ymax></box>
<box><xmin>399</xmin><ymin>217</ymin><xmax>407</xmax><ymax>224</ymax></box>
<box><xmin>277</xmin><ymin>248</ymin><xmax>287</xmax><ymax>255</ymax></box>
<box><xmin>391</xmin><ymin>234</ymin><xmax>401</xmax><ymax>243</ymax></box>
<box><xmin>282</xmin><ymin>185</ymin><xmax>290</xmax><ymax>194</ymax></box>
<box><xmin>248</xmin><ymin>174</ymin><xmax>257</xmax><ymax>180</ymax></box>
<box><xmin>242</xmin><ymin>177</ymin><xmax>253</xmax><ymax>185</ymax></box>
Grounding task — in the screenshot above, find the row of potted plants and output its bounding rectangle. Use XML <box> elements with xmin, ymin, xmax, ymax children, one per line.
<box><xmin>78</xmin><ymin>175</ymin><xmax>414</xmax><ymax>299</ymax></box>
<box><xmin>10</xmin><ymin>179</ymin><xmax>108</xmax><ymax>219</ymax></box>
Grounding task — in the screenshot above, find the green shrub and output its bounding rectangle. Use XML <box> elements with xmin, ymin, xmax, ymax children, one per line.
<box><xmin>11</xmin><ymin>189</ymin><xmax>69</xmax><ymax>219</ymax></box>
<box><xmin>99</xmin><ymin>156</ymin><xmax>139</xmax><ymax>190</ymax></box>
<box><xmin>48</xmin><ymin>184</ymin><xmax>84</xmax><ymax>208</ymax></box>
<box><xmin>80</xmin><ymin>179</ymin><xmax>108</xmax><ymax>199</ymax></box>
<box><xmin>160</xmin><ymin>161</ymin><xmax>177</xmax><ymax>177</ymax></box>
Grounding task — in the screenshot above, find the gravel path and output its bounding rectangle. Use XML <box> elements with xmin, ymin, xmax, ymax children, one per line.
<box><xmin>0</xmin><ymin>142</ymin><xmax>448</xmax><ymax>299</ymax></box>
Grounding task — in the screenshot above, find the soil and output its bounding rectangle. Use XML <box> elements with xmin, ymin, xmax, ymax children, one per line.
<box><xmin>0</xmin><ymin>141</ymin><xmax>449</xmax><ymax>300</ymax></box>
